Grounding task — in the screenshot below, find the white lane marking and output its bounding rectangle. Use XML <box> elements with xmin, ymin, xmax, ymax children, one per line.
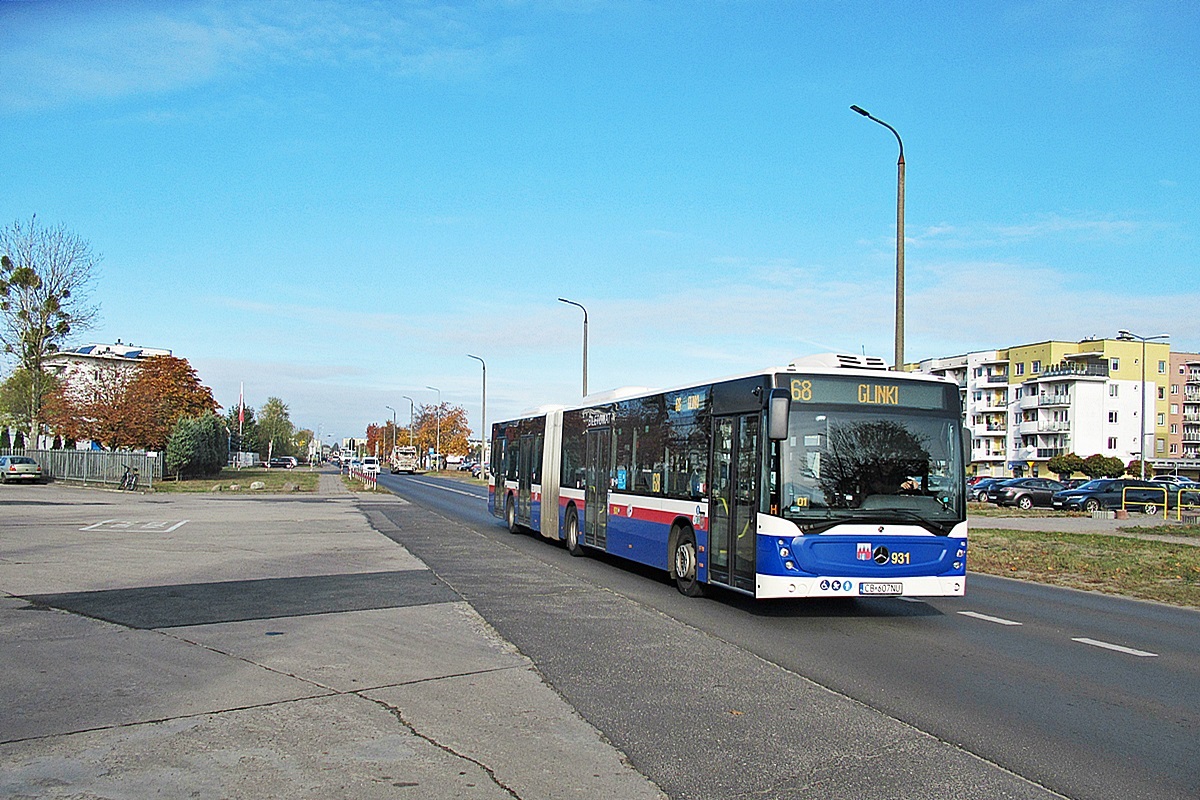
<box><xmin>958</xmin><ymin>610</ymin><xmax>1023</xmax><ymax>626</ymax></box>
<box><xmin>405</xmin><ymin>478</ymin><xmax>484</xmax><ymax>499</ymax></box>
<box><xmin>1071</xmin><ymin>637</ymin><xmax>1158</xmax><ymax>658</ymax></box>
<box><xmin>79</xmin><ymin>519</ymin><xmax>190</xmax><ymax>532</ymax></box>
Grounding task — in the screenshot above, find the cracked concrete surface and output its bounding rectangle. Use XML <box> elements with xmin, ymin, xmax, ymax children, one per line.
<box><xmin>0</xmin><ymin>483</ymin><xmax>665</xmax><ymax>799</ymax></box>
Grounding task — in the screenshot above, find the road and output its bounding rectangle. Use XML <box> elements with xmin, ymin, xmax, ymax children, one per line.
<box><xmin>374</xmin><ymin>471</ymin><xmax>1200</xmax><ymax>800</ymax></box>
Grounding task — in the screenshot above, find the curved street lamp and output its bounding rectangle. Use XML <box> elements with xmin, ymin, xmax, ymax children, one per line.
<box><xmin>558</xmin><ymin>297</ymin><xmax>589</xmax><ymax>396</ymax></box>
<box><xmin>467</xmin><ymin>354</ymin><xmax>487</xmax><ymax>468</ymax></box>
<box><xmin>1116</xmin><ymin>330</ymin><xmax>1170</xmax><ymax>478</ymax></box>
<box><xmin>851</xmin><ymin>104</ymin><xmax>905</xmax><ymax>370</ymax></box>
<box><xmin>401</xmin><ymin>396</ymin><xmax>415</xmax><ymax>447</ymax></box>
<box><xmin>385</xmin><ymin>405</ymin><xmax>396</xmax><ymax>460</ymax></box>
<box><xmin>426</xmin><ymin>385</ymin><xmax>442</xmax><ymax>470</ymax></box>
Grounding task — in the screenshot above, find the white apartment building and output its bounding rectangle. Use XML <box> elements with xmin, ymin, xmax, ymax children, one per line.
<box><xmin>919</xmin><ymin>338</ymin><xmax>1161</xmax><ymax>478</ymax></box>
<box><xmin>43</xmin><ymin>341</ymin><xmax>172</xmax><ymax>385</ymax></box>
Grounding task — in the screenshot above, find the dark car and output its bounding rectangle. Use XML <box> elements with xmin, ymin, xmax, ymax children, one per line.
<box><xmin>969</xmin><ymin>477</ymin><xmax>1007</xmax><ymax>502</ymax></box>
<box><xmin>267</xmin><ymin>457</ymin><xmax>297</xmax><ymax>469</ymax></box>
<box><xmin>1052</xmin><ymin>479</ymin><xmax>1172</xmax><ymax>514</ymax></box>
<box><xmin>993</xmin><ymin>477</ymin><xmax>1066</xmax><ymax>509</ymax></box>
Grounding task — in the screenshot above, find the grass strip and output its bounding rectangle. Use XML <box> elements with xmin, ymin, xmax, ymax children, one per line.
<box><xmin>153</xmin><ymin>467</ymin><xmax>320</xmax><ymax>493</ymax></box>
<box><xmin>969</xmin><ymin>528</ymin><xmax>1200</xmax><ymax>608</ymax></box>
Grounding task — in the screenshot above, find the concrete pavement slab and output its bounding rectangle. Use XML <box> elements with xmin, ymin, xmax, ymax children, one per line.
<box><xmin>1</xmin><ymin>481</ymin><xmax>666</xmax><ymax>798</ymax></box>
<box><xmin>2</xmin><ymin>693</ymin><xmax>520</xmax><ymax>800</ymax></box>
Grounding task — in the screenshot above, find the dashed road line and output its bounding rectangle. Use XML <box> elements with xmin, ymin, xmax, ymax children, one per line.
<box><xmin>957</xmin><ymin>610</ymin><xmax>1023</xmax><ymax>626</ymax></box>
<box><xmin>1071</xmin><ymin>637</ymin><xmax>1158</xmax><ymax>658</ymax></box>
<box><xmin>403</xmin><ymin>478</ymin><xmax>484</xmax><ymax>500</ymax></box>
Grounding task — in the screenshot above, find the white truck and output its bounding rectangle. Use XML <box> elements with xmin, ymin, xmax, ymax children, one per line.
<box><xmin>391</xmin><ymin>445</ymin><xmax>419</xmax><ymax>474</ymax></box>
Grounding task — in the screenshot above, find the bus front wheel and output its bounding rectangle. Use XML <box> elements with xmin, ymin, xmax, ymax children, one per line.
<box><xmin>565</xmin><ymin>508</ymin><xmax>584</xmax><ymax>557</ymax></box>
<box><xmin>671</xmin><ymin>527</ymin><xmax>706</xmax><ymax>597</ymax></box>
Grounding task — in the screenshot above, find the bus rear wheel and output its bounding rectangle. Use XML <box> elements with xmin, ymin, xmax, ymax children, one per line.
<box><xmin>565</xmin><ymin>508</ymin><xmax>584</xmax><ymax>556</ymax></box>
<box><xmin>671</xmin><ymin>527</ymin><xmax>706</xmax><ymax>597</ymax></box>
<box><xmin>505</xmin><ymin>496</ymin><xmax>519</xmax><ymax>533</ymax></box>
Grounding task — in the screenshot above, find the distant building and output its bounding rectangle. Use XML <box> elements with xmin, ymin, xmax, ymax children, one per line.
<box><xmin>918</xmin><ymin>337</ymin><xmax>1171</xmax><ymax>478</ymax></box>
<box><xmin>43</xmin><ymin>341</ymin><xmax>172</xmax><ymax>385</ymax></box>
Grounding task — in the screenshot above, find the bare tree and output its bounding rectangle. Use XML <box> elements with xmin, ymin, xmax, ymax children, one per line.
<box><xmin>0</xmin><ymin>216</ymin><xmax>100</xmax><ymax>441</ymax></box>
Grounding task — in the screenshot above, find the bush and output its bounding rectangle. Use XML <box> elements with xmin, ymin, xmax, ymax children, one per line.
<box><xmin>165</xmin><ymin>412</ymin><xmax>226</xmax><ymax>479</ymax></box>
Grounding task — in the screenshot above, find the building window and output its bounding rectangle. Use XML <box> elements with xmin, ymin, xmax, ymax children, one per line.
<box><xmin>1171</xmin><ymin>443</ymin><xmax>1179</xmax><ymax>454</ymax></box>
<box><xmin>1158</xmin><ymin>413</ymin><xmax>1165</xmax><ymax>426</ymax></box>
<box><xmin>1171</xmin><ymin>423</ymin><xmax>1179</xmax><ymax>434</ymax></box>
<box><xmin>1171</xmin><ymin>404</ymin><xmax>1179</xmax><ymax>415</ymax></box>
<box><xmin>1108</xmin><ymin>437</ymin><xmax>1118</xmax><ymax>449</ymax></box>
<box><xmin>1157</xmin><ymin>438</ymin><xmax>1165</xmax><ymax>454</ymax></box>
<box><xmin>1159</xmin><ymin>386</ymin><xmax>1166</xmax><ymax>400</ymax></box>
<box><xmin>1109</xmin><ymin>384</ymin><xmax>1119</xmax><ymax>397</ymax></box>
<box><xmin>1159</xmin><ymin>361</ymin><xmax>1167</xmax><ymax>374</ymax></box>
<box><xmin>1015</xmin><ymin>363</ymin><xmax>1025</xmax><ymax>376</ymax></box>
<box><xmin>1031</xmin><ymin>360</ymin><xmax>1041</xmax><ymax>373</ymax></box>
<box><xmin>1108</xmin><ymin>411</ymin><xmax>1119</xmax><ymax>423</ymax></box>
<box><xmin>1111</xmin><ymin>358</ymin><xmax>1120</xmax><ymax>371</ymax></box>
<box><xmin>1172</xmin><ymin>384</ymin><xmax>1179</xmax><ymax>394</ymax></box>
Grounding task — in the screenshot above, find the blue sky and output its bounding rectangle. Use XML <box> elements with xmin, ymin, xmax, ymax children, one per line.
<box><xmin>2</xmin><ymin>0</ymin><xmax>1197</xmax><ymax>443</ymax></box>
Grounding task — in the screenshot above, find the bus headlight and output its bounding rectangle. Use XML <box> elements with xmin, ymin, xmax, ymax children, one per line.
<box><xmin>779</xmin><ymin>547</ymin><xmax>790</xmax><ymax>558</ymax></box>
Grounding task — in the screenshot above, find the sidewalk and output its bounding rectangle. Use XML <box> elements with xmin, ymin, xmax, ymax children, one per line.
<box><xmin>0</xmin><ymin>478</ymin><xmax>665</xmax><ymax>799</ymax></box>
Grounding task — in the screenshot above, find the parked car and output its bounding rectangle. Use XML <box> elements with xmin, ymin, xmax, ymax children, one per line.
<box><xmin>267</xmin><ymin>456</ymin><xmax>297</xmax><ymax>469</ymax></box>
<box><xmin>993</xmin><ymin>477</ymin><xmax>1066</xmax><ymax>509</ymax></box>
<box><xmin>969</xmin><ymin>477</ymin><xmax>1007</xmax><ymax>502</ymax></box>
<box><xmin>1150</xmin><ymin>475</ymin><xmax>1199</xmax><ymax>488</ymax></box>
<box><xmin>1052</xmin><ymin>478</ymin><xmax>1172</xmax><ymax>514</ymax></box>
<box><xmin>0</xmin><ymin>455</ymin><xmax>44</xmax><ymax>484</ymax></box>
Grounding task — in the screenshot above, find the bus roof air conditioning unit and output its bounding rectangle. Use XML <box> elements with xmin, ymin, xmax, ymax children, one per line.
<box><xmin>788</xmin><ymin>353</ymin><xmax>889</xmax><ymax>371</ymax></box>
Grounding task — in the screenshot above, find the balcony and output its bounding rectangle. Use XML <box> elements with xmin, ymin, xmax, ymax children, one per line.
<box><xmin>981</xmin><ymin>374</ymin><xmax>1008</xmax><ymax>385</ymax></box>
<box><xmin>1038</xmin><ymin>394</ymin><xmax>1071</xmax><ymax>406</ymax></box>
<box><xmin>1036</xmin><ymin>448</ymin><xmax>1066</xmax><ymax>459</ymax></box>
<box><xmin>1035</xmin><ymin>363</ymin><xmax>1110</xmax><ymax>380</ymax></box>
<box><xmin>1039</xmin><ymin>420</ymin><xmax>1071</xmax><ymax>432</ymax></box>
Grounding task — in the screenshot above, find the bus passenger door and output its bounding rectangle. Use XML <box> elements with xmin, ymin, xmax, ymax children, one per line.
<box><xmin>709</xmin><ymin>414</ymin><xmax>759</xmax><ymax>592</ymax></box>
<box><xmin>518</xmin><ymin>435</ymin><xmax>534</xmax><ymax>527</ymax></box>
<box><xmin>584</xmin><ymin>428</ymin><xmax>611</xmax><ymax>549</ymax></box>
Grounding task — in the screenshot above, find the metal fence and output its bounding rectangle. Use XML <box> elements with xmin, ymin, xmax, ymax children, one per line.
<box><xmin>2</xmin><ymin>449</ymin><xmax>163</xmax><ymax>489</ymax></box>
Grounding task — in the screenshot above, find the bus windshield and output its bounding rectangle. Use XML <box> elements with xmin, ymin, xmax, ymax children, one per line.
<box><xmin>777</xmin><ymin>407</ymin><xmax>965</xmax><ymax>533</ymax></box>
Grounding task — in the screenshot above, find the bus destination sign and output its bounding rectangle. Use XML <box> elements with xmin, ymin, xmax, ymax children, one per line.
<box><xmin>781</xmin><ymin>375</ymin><xmax>950</xmax><ymax>410</ymax></box>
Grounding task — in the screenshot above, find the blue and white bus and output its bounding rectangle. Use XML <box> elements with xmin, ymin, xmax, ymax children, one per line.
<box><xmin>489</xmin><ymin>354</ymin><xmax>968</xmax><ymax>599</ymax></box>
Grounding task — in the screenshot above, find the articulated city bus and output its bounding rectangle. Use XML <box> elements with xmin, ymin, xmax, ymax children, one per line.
<box><xmin>489</xmin><ymin>354</ymin><xmax>968</xmax><ymax>599</ymax></box>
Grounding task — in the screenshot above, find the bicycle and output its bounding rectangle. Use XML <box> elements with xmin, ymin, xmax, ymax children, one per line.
<box><xmin>119</xmin><ymin>464</ymin><xmax>139</xmax><ymax>491</ymax></box>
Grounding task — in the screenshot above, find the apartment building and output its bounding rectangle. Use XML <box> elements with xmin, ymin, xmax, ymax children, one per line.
<box><xmin>43</xmin><ymin>341</ymin><xmax>172</xmax><ymax>384</ymax></box>
<box><xmin>919</xmin><ymin>337</ymin><xmax>1169</xmax><ymax>478</ymax></box>
<box><xmin>1167</xmin><ymin>352</ymin><xmax>1200</xmax><ymax>461</ymax></box>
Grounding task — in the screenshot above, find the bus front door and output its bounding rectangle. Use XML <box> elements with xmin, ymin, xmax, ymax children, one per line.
<box><xmin>518</xmin><ymin>435</ymin><xmax>534</xmax><ymax>527</ymax></box>
<box><xmin>584</xmin><ymin>427</ymin><xmax>611</xmax><ymax>549</ymax></box>
<box><xmin>710</xmin><ymin>414</ymin><xmax>759</xmax><ymax>592</ymax></box>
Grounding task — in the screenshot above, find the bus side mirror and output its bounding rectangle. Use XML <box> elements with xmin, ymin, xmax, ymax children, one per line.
<box><xmin>962</xmin><ymin>428</ymin><xmax>972</xmax><ymax>466</ymax></box>
<box><xmin>768</xmin><ymin>388</ymin><xmax>790</xmax><ymax>440</ymax></box>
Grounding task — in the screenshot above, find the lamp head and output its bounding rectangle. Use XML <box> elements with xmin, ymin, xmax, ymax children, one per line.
<box><xmin>850</xmin><ymin>104</ymin><xmax>870</xmax><ymax>117</ymax></box>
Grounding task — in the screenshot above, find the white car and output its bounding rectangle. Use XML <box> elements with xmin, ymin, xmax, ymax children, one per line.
<box><xmin>361</xmin><ymin>457</ymin><xmax>380</xmax><ymax>475</ymax></box>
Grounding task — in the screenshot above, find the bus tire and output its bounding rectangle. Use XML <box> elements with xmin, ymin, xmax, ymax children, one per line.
<box><xmin>506</xmin><ymin>496</ymin><xmax>519</xmax><ymax>533</ymax></box>
<box><xmin>565</xmin><ymin>508</ymin><xmax>584</xmax><ymax>557</ymax></box>
<box><xmin>671</xmin><ymin>526</ymin><xmax>706</xmax><ymax>597</ymax></box>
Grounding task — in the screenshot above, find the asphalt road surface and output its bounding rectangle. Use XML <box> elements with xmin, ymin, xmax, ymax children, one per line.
<box><xmin>374</xmin><ymin>472</ymin><xmax>1200</xmax><ymax>800</ymax></box>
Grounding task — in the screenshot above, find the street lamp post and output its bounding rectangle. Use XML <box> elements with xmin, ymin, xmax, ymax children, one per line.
<box><xmin>1116</xmin><ymin>330</ymin><xmax>1170</xmax><ymax>478</ymax></box>
<box><xmin>850</xmin><ymin>104</ymin><xmax>905</xmax><ymax>370</ymax></box>
<box><xmin>558</xmin><ymin>297</ymin><xmax>589</xmax><ymax>396</ymax></box>
<box><xmin>426</xmin><ymin>385</ymin><xmax>441</xmax><ymax>471</ymax></box>
<box><xmin>385</xmin><ymin>405</ymin><xmax>396</xmax><ymax>462</ymax></box>
<box><xmin>401</xmin><ymin>396</ymin><xmax>415</xmax><ymax>447</ymax></box>
<box><xmin>467</xmin><ymin>354</ymin><xmax>487</xmax><ymax>468</ymax></box>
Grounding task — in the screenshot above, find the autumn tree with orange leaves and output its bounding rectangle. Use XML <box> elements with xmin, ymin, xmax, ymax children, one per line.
<box><xmin>47</xmin><ymin>355</ymin><xmax>219</xmax><ymax>450</ymax></box>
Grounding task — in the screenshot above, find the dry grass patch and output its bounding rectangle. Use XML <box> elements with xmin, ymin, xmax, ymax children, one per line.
<box><xmin>969</xmin><ymin>528</ymin><xmax>1200</xmax><ymax>608</ymax></box>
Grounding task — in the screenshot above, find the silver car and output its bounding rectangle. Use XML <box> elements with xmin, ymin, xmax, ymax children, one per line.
<box><xmin>0</xmin><ymin>455</ymin><xmax>44</xmax><ymax>484</ymax></box>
